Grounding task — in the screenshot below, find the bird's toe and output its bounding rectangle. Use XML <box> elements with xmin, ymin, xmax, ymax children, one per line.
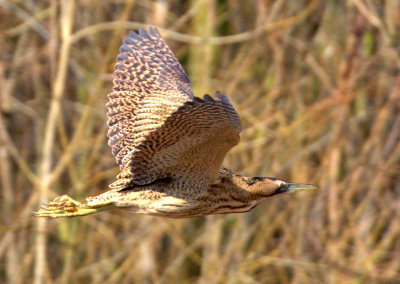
<box><xmin>34</xmin><ymin>195</ymin><xmax>86</xmax><ymax>218</ymax></box>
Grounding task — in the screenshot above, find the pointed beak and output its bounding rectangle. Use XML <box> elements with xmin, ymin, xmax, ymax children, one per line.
<box><xmin>285</xmin><ymin>182</ymin><xmax>318</xmax><ymax>193</ymax></box>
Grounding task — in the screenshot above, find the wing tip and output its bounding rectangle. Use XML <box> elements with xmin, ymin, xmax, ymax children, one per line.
<box><xmin>138</xmin><ymin>28</ymin><xmax>149</xmax><ymax>39</ymax></box>
<box><xmin>148</xmin><ymin>26</ymin><xmax>161</xmax><ymax>37</ymax></box>
<box><xmin>116</xmin><ymin>52</ymin><xmax>129</xmax><ymax>62</ymax></box>
<box><xmin>124</xmin><ymin>26</ymin><xmax>161</xmax><ymax>45</ymax></box>
<box><xmin>214</xmin><ymin>91</ymin><xmax>223</xmax><ymax>101</ymax></box>
<box><xmin>204</xmin><ymin>94</ymin><xmax>214</xmax><ymax>102</ymax></box>
<box><xmin>119</xmin><ymin>44</ymin><xmax>133</xmax><ymax>54</ymax></box>
<box><xmin>193</xmin><ymin>97</ymin><xmax>204</xmax><ymax>103</ymax></box>
<box><xmin>195</xmin><ymin>92</ymin><xmax>233</xmax><ymax>104</ymax></box>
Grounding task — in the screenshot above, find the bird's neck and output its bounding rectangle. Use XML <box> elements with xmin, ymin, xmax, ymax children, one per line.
<box><xmin>208</xmin><ymin>168</ymin><xmax>284</xmax><ymax>203</ymax></box>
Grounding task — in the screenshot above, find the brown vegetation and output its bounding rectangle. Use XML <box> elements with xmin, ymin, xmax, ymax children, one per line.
<box><xmin>0</xmin><ymin>0</ymin><xmax>399</xmax><ymax>283</ymax></box>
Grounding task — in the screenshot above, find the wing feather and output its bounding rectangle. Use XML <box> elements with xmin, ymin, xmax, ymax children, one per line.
<box><xmin>107</xmin><ymin>27</ymin><xmax>241</xmax><ymax>191</ymax></box>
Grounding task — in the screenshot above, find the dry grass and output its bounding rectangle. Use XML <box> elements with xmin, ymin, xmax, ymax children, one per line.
<box><xmin>1</xmin><ymin>0</ymin><xmax>399</xmax><ymax>283</ymax></box>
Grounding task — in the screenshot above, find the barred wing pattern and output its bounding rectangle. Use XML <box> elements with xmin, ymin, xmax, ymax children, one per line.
<box><xmin>107</xmin><ymin>27</ymin><xmax>241</xmax><ymax>191</ymax></box>
<box><xmin>113</xmin><ymin>27</ymin><xmax>193</xmax><ymax>97</ymax></box>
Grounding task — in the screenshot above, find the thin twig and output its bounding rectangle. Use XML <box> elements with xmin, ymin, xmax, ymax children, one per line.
<box><xmin>68</xmin><ymin>0</ymin><xmax>319</xmax><ymax>45</ymax></box>
<box><xmin>34</xmin><ymin>1</ymin><xmax>75</xmax><ymax>284</ymax></box>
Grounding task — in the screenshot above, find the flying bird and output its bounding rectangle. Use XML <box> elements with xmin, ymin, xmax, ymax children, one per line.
<box><xmin>35</xmin><ymin>27</ymin><xmax>317</xmax><ymax>218</ymax></box>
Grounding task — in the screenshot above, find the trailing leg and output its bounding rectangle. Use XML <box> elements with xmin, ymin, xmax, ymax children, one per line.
<box><xmin>34</xmin><ymin>195</ymin><xmax>116</xmax><ymax>218</ymax></box>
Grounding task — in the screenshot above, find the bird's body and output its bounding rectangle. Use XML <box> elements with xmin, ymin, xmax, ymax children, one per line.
<box><xmin>36</xmin><ymin>27</ymin><xmax>317</xmax><ymax>219</ymax></box>
<box><xmin>83</xmin><ymin>168</ymin><xmax>294</xmax><ymax>218</ymax></box>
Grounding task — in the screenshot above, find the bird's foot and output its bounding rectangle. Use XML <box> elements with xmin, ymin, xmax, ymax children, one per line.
<box><xmin>34</xmin><ymin>195</ymin><xmax>98</xmax><ymax>218</ymax></box>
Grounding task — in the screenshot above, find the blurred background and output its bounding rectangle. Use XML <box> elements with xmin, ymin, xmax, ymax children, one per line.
<box><xmin>1</xmin><ymin>0</ymin><xmax>400</xmax><ymax>283</ymax></box>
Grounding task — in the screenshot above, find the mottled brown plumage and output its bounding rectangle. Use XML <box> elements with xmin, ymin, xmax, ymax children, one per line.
<box><xmin>35</xmin><ymin>27</ymin><xmax>317</xmax><ymax>219</ymax></box>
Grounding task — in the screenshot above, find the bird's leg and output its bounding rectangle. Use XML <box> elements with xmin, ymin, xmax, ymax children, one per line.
<box><xmin>34</xmin><ymin>195</ymin><xmax>116</xmax><ymax>218</ymax></box>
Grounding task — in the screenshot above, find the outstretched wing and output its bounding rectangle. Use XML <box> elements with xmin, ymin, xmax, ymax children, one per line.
<box><xmin>113</xmin><ymin>27</ymin><xmax>193</xmax><ymax>98</ymax></box>
<box><xmin>107</xmin><ymin>27</ymin><xmax>241</xmax><ymax>191</ymax></box>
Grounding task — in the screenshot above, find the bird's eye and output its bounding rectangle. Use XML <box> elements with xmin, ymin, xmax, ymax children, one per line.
<box><xmin>279</xmin><ymin>183</ymin><xmax>284</xmax><ymax>188</ymax></box>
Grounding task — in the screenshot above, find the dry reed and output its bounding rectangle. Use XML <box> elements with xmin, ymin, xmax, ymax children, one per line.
<box><xmin>0</xmin><ymin>1</ymin><xmax>399</xmax><ymax>283</ymax></box>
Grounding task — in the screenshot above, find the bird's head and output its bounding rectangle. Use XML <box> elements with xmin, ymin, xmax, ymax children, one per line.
<box><xmin>238</xmin><ymin>175</ymin><xmax>318</xmax><ymax>199</ymax></box>
<box><xmin>206</xmin><ymin>170</ymin><xmax>318</xmax><ymax>215</ymax></box>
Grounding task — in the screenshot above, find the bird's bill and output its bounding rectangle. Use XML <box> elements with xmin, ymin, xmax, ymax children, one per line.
<box><xmin>285</xmin><ymin>182</ymin><xmax>319</xmax><ymax>193</ymax></box>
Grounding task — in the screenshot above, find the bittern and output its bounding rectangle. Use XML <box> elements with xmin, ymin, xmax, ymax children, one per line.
<box><xmin>35</xmin><ymin>27</ymin><xmax>317</xmax><ymax>219</ymax></box>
